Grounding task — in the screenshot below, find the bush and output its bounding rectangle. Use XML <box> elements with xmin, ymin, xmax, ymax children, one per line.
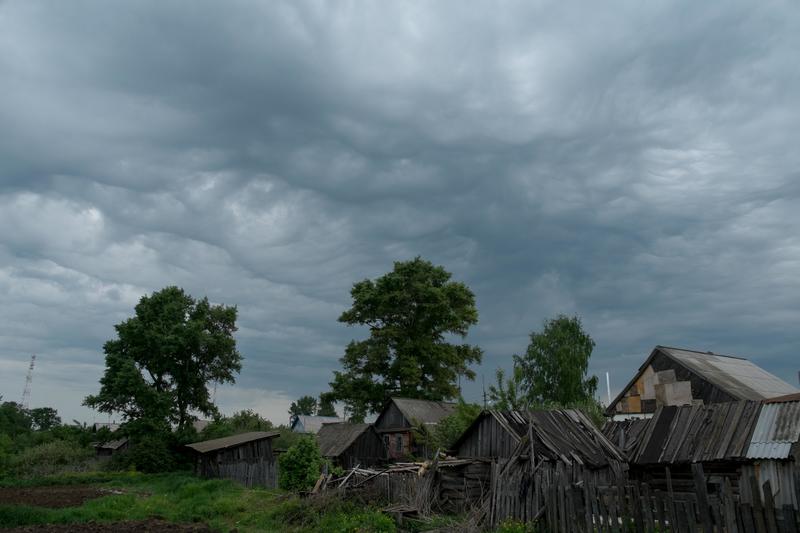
<box><xmin>10</xmin><ymin>440</ymin><xmax>94</xmax><ymax>477</ymax></box>
<box><xmin>494</xmin><ymin>518</ymin><xmax>537</xmax><ymax>532</ymax></box>
<box><xmin>278</xmin><ymin>436</ymin><xmax>323</xmax><ymax>491</ymax></box>
<box><xmin>106</xmin><ymin>435</ymin><xmax>176</xmax><ymax>473</ymax></box>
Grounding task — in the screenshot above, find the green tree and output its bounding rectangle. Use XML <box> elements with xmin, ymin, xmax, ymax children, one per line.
<box><xmin>278</xmin><ymin>436</ymin><xmax>323</xmax><ymax>491</ymax></box>
<box><xmin>84</xmin><ymin>286</ymin><xmax>242</xmax><ymax>432</ymax></box>
<box><xmin>29</xmin><ymin>407</ymin><xmax>61</xmax><ymax>431</ymax></box>
<box><xmin>514</xmin><ymin>314</ymin><xmax>598</xmax><ymax>405</ymax></box>
<box><xmin>0</xmin><ymin>400</ymin><xmax>32</xmax><ymax>441</ymax></box>
<box><xmin>487</xmin><ymin>367</ymin><xmax>527</xmax><ymax>411</ymax></box>
<box><xmin>288</xmin><ymin>395</ymin><xmax>318</xmax><ymax>417</ymax></box>
<box><xmin>418</xmin><ymin>399</ymin><xmax>481</xmax><ymax>452</ymax></box>
<box><xmin>201</xmin><ymin>409</ymin><xmax>273</xmax><ymax>440</ymax></box>
<box><xmin>329</xmin><ymin>257</ymin><xmax>482</xmax><ymax>421</ymax></box>
<box><xmin>316</xmin><ymin>393</ymin><xmax>338</xmax><ymax>417</ymax></box>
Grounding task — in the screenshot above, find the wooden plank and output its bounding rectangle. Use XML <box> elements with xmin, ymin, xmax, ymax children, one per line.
<box><xmin>722</xmin><ymin>476</ymin><xmax>739</xmax><ymax>533</ymax></box>
<box><xmin>741</xmin><ymin>504</ymin><xmax>756</xmax><ymax>533</ymax></box>
<box><xmin>692</xmin><ymin>463</ymin><xmax>714</xmax><ymax>533</ymax></box>
<box><xmin>782</xmin><ymin>505</ymin><xmax>798</xmax><ymax>533</ymax></box>
<box><xmin>751</xmin><ymin>476</ymin><xmax>769</xmax><ymax>533</ymax></box>
<box><xmin>609</xmin><ymin>492</ymin><xmax>620</xmax><ymax>533</ymax></box>
<box><xmin>763</xmin><ymin>480</ymin><xmax>779</xmax><ymax>533</ymax></box>
<box><xmin>653</xmin><ymin>490</ymin><xmax>666</xmax><ymax>532</ymax></box>
<box><xmin>640</xmin><ymin>483</ymin><xmax>654</xmax><ymax>533</ymax></box>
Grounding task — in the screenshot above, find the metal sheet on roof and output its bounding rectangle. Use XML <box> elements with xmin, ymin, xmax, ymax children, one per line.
<box><xmin>660</xmin><ymin>347</ymin><xmax>799</xmax><ymax>400</ymax></box>
<box><xmin>186</xmin><ymin>431</ymin><xmax>279</xmax><ymax>454</ymax></box>
<box><xmin>747</xmin><ymin>401</ymin><xmax>800</xmax><ymax>459</ymax></box>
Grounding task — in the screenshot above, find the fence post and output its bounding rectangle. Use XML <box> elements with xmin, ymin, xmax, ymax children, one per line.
<box><xmin>761</xmin><ymin>480</ymin><xmax>779</xmax><ymax>533</ymax></box>
<box><xmin>691</xmin><ymin>463</ymin><xmax>714</xmax><ymax>533</ymax></box>
<box><xmin>750</xmin><ymin>475</ymin><xmax>768</xmax><ymax>533</ymax></box>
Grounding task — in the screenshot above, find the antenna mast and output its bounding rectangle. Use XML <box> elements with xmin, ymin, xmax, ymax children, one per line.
<box><xmin>21</xmin><ymin>354</ymin><xmax>36</xmax><ymax>409</ymax></box>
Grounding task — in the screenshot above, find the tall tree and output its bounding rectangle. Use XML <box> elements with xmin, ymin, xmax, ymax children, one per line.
<box><xmin>329</xmin><ymin>257</ymin><xmax>482</xmax><ymax>421</ymax></box>
<box><xmin>29</xmin><ymin>407</ymin><xmax>61</xmax><ymax>431</ymax></box>
<box><xmin>84</xmin><ymin>286</ymin><xmax>242</xmax><ymax>432</ymax></box>
<box><xmin>514</xmin><ymin>314</ymin><xmax>598</xmax><ymax>405</ymax></box>
<box><xmin>288</xmin><ymin>395</ymin><xmax>318</xmax><ymax>417</ymax></box>
<box><xmin>487</xmin><ymin>367</ymin><xmax>527</xmax><ymax>411</ymax></box>
<box><xmin>316</xmin><ymin>393</ymin><xmax>338</xmax><ymax>417</ymax></box>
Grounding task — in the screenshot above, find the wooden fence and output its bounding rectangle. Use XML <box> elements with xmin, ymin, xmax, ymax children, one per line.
<box><xmin>214</xmin><ymin>458</ymin><xmax>278</xmax><ymax>488</ymax></box>
<box><xmin>490</xmin><ymin>462</ymin><xmax>800</xmax><ymax>532</ymax></box>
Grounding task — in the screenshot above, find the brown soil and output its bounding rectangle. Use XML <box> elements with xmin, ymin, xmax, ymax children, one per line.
<box><xmin>1</xmin><ymin>519</ymin><xmax>216</xmax><ymax>532</ymax></box>
<box><xmin>0</xmin><ymin>486</ymin><xmax>121</xmax><ymax>509</ymax></box>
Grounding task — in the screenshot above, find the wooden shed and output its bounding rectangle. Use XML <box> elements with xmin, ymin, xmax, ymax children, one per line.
<box><xmin>93</xmin><ymin>438</ymin><xmax>128</xmax><ymax>458</ymax></box>
<box><xmin>373</xmin><ymin>397</ymin><xmax>456</xmax><ymax>459</ymax></box>
<box><xmin>316</xmin><ymin>422</ymin><xmax>386</xmax><ymax>468</ymax></box>
<box><xmin>607</xmin><ymin>345</ymin><xmax>798</xmax><ymax>418</ymax></box>
<box><xmin>186</xmin><ymin>431</ymin><xmax>280</xmax><ymax>488</ymax></box>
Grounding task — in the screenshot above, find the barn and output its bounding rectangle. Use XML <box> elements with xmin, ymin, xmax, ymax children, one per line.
<box><xmin>186</xmin><ymin>431</ymin><xmax>280</xmax><ymax>488</ymax></box>
<box><xmin>628</xmin><ymin>400</ymin><xmax>800</xmax><ymax>508</ymax></box>
<box><xmin>373</xmin><ymin>397</ymin><xmax>456</xmax><ymax>459</ymax></box>
<box><xmin>316</xmin><ymin>422</ymin><xmax>386</xmax><ymax>468</ymax></box>
<box><xmin>607</xmin><ymin>345</ymin><xmax>798</xmax><ymax>418</ymax></box>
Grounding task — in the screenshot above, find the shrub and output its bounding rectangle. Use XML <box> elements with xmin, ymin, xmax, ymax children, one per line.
<box><xmin>494</xmin><ymin>518</ymin><xmax>537</xmax><ymax>533</ymax></box>
<box><xmin>10</xmin><ymin>440</ymin><xmax>94</xmax><ymax>477</ymax></box>
<box><xmin>278</xmin><ymin>436</ymin><xmax>323</xmax><ymax>491</ymax></box>
<box><xmin>106</xmin><ymin>435</ymin><xmax>176</xmax><ymax>473</ymax></box>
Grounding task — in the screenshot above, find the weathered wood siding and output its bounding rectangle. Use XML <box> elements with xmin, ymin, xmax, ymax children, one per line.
<box><xmin>196</xmin><ymin>438</ymin><xmax>277</xmax><ymax>488</ymax></box>
<box><xmin>375</xmin><ymin>402</ymin><xmax>408</xmax><ymax>431</ymax></box>
<box><xmin>455</xmin><ymin>415</ymin><xmax>519</xmax><ymax>458</ymax></box>
<box><xmin>337</xmin><ymin>428</ymin><xmax>386</xmax><ymax>468</ymax></box>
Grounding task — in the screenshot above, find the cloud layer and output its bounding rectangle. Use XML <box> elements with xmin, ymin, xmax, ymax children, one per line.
<box><xmin>1</xmin><ymin>1</ymin><xmax>799</xmax><ymax>423</ymax></box>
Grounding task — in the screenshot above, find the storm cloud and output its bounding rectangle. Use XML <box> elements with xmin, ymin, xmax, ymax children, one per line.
<box><xmin>1</xmin><ymin>1</ymin><xmax>799</xmax><ymax>424</ymax></box>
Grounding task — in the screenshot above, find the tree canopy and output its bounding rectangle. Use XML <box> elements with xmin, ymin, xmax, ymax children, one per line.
<box><xmin>491</xmin><ymin>314</ymin><xmax>598</xmax><ymax>411</ymax></box>
<box><xmin>288</xmin><ymin>396</ymin><xmax>317</xmax><ymax>417</ymax></box>
<box><xmin>329</xmin><ymin>257</ymin><xmax>482</xmax><ymax>421</ymax></box>
<box><xmin>84</xmin><ymin>286</ymin><xmax>242</xmax><ymax>432</ymax></box>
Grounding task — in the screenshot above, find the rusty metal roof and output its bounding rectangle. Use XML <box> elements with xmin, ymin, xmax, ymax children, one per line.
<box><xmin>747</xmin><ymin>401</ymin><xmax>800</xmax><ymax>459</ymax></box>
<box><xmin>186</xmin><ymin>431</ymin><xmax>279</xmax><ymax>454</ymax></box>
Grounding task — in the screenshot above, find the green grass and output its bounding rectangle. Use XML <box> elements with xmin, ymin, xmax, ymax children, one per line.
<box><xmin>0</xmin><ymin>472</ymin><xmax>396</xmax><ymax>532</ymax></box>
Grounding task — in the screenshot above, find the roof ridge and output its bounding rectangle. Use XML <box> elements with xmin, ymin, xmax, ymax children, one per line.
<box><xmin>657</xmin><ymin>345</ymin><xmax>746</xmax><ymax>360</ymax></box>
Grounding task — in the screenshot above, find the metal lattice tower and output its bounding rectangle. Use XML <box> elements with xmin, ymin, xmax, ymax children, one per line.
<box><xmin>21</xmin><ymin>354</ymin><xmax>36</xmax><ymax>409</ymax></box>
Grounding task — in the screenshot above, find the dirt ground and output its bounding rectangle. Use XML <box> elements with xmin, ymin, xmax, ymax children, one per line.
<box><xmin>0</xmin><ymin>485</ymin><xmax>122</xmax><ymax>509</ymax></box>
<box><xmin>1</xmin><ymin>519</ymin><xmax>216</xmax><ymax>532</ymax></box>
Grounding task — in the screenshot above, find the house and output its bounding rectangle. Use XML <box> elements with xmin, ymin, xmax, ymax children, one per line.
<box><xmin>186</xmin><ymin>431</ymin><xmax>280</xmax><ymax>487</ymax></box>
<box><xmin>93</xmin><ymin>438</ymin><xmax>128</xmax><ymax>458</ymax></box>
<box><xmin>452</xmin><ymin>409</ymin><xmax>625</xmax><ymax>473</ymax></box>
<box><xmin>92</xmin><ymin>422</ymin><xmax>120</xmax><ymax>433</ymax></box>
<box><xmin>316</xmin><ymin>422</ymin><xmax>386</xmax><ymax>468</ymax></box>
<box><xmin>373</xmin><ymin>397</ymin><xmax>457</xmax><ymax>459</ymax></box>
<box><xmin>607</xmin><ymin>345</ymin><xmax>798</xmax><ymax>418</ymax></box>
<box><xmin>289</xmin><ymin>415</ymin><xmax>346</xmax><ymax>434</ymax></box>
<box><xmin>628</xmin><ymin>400</ymin><xmax>800</xmax><ymax>508</ymax></box>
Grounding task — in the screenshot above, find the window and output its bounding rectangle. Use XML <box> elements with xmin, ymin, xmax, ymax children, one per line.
<box><xmin>395</xmin><ymin>435</ymin><xmax>403</xmax><ymax>453</ymax></box>
<box><xmin>383</xmin><ymin>435</ymin><xmax>389</xmax><ymax>449</ymax></box>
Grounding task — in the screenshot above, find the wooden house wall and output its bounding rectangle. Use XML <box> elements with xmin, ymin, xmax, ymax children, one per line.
<box><xmin>455</xmin><ymin>415</ymin><xmax>519</xmax><ymax>458</ymax></box>
<box><xmin>615</xmin><ymin>350</ymin><xmax>739</xmax><ymax>415</ymax></box>
<box><xmin>336</xmin><ymin>430</ymin><xmax>386</xmax><ymax>469</ymax></box>
<box><xmin>383</xmin><ymin>431</ymin><xmax>412</xmax><ymax>459</ymax></box>
<box><xmin>196</xmin><ymin>438</ymin><xmax>277</xmax><ymax>488</ymax></box>
<box><xmin>375</xmin><ymin>402</ymin><xmax>408</xmax><ymax>431</ymax></box>
<box><xmin>741</xmin><ymin>461</ymin><xmax>799</xmax><ymax>509</ymax></box>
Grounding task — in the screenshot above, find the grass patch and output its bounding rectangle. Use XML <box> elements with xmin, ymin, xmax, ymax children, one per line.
<box><xmin>0</xmin><ymin>472</ymin><xmax>397</xmax><ymax>532</ymax></box>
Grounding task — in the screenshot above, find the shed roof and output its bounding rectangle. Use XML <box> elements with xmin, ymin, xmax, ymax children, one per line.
<box><xmin>186</xmin><ymin>431</ymin><xmax>279</xmax><ymax>454</ymax></box>
<box><xmin>94</xmin><ymin>438</ymin><xmax>128</xmax><ymax>450</ymax></box>
<box><xmin>764</xmin><ymin>392</ymin><xmax>800</xmax><ymax>404</ymax></box>
<box><xmin>389</xmin><ymin>397</ymin><xmax>457</xmax><ymax>426</ymax></box>
<box><xmin>747</xmin><ymin>401</ymin><xmax>800</xmax><ymax>459</ymax></box>
<box><xmin>602</xmin><ymin>418</ymin><xmax>651</xmax><ymax>459</ymax></box>
<box><xmin>290</xmin><ymin>415</ymin><xmax>346</xmax><ymax>434</ymax></box>
<box><xmin>630</xmin><ymin>401</ymin><xmax>761</xmax><ymax>465</ymax></box>
<box><xmin>453</xmin><ymin>409</ymin><xmax>625</xmax><ymax>468</ymax></box>
<box><xmin>316</xmin><ymin>423</ymin><xmax>373</xmax><ymax>458</ymax></box>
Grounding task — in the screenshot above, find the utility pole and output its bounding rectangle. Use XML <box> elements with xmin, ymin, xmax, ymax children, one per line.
<box><xmin>21</xmin><ymin>354</ymin><xmax>36</xmax><ymax>409</ymax></box>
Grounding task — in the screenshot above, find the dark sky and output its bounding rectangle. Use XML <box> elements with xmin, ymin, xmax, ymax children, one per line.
<box><xmin>1</xmin><ymin>1</ymin><xmax>799</xmax><ymax>424</ymax></box>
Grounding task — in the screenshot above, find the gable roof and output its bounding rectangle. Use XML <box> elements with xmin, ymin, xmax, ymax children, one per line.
<box><xmin>316</xmin><ymin>423</ymin><xmax>374</xmax><ymax>458</ymax></box>
<box><xmin>290</xmin><ymin>415</ymin><xmax>346</xmax><ymax>434</ymax></box>
<box><xmin>452</xmin><ymin>409</ymin><xmax>625</xmax><ymax>468</ymax></box>
<box><xmin>93</xmin><ymin>438</ymin><xmax>128</xmax><ymax>450</ymax></box>
<box><xmin>386</xmin><ymin>397</ymin><xmax>457</xmax><ymax>426</ymax></box>
<box><xmin>607</xmin><ymin>345</ymin><xmax>798</xmax><ymax>413</ymax></box>
<box><xmin>186</xmin><ymin>431</ymin><xmax>279</xmax><ymax>454</ymax></box>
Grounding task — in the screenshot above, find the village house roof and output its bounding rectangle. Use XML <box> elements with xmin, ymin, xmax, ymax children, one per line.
<box><xmin>186</xmin><ymin>431</ymin><xmax>280</xmax><ymax>454</ymax></box>
<box><xmin>630</xmin><ymin>401</ymin><xmax>761</xmax><ymax>465</ymax></box>
<box><xmin>453</xmin><ymin>409</ymin><xmax>625</xmax><ymax>468</ymax></box>
<box><xmin>747</xmin><ymin>400</ymin><xmax>800</xmax><ymax>460</ymax></box>
<box><xmin>602</xmin><ymin>418</ymin><xmax>651</xmax><ymax>459</ymax></box>
<box><xmin>386</xmin><ymin>397</ymin><xmax>457</xmax><ymax>426</ymax></box>
<box><xmin>93</xmin><ymin>438</ymin><xmax>128</xmax><ymax>451</ymax></box>
<box><xmin>764</xmin><ymin>392</ymin><xmax>800</xmax><ymax>404</ymax></box>
<box><xmin>316</xmin><ymin>423</ymin><xmax>374</xmax><ymax>458</ymax></box>
<box><xmin>608</xmin><ymin>346</ymin><xmax>798</xmax><ymax>414</ymax></box>
<box><xmin>290</xmin><ymin>415</ymin><xmax>346</xmax><ymax>434</ymax></box>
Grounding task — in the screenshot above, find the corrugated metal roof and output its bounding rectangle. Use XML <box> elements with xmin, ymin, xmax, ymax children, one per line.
<box><xmin>186</xmin><ymin>431</ymin><xmax>279</xmax><ymax>454</ymax></box>
<box><xmin>659</xmin><ymin>346</ymin><xmax>799</xmax><ymax>400</ymax></box>
<box><xmin>764</xmin><ymin>392</ymin><xmax>800</xmax><ymax>404</ymax></box>
<box><xmin>747</xmin><ymin>401</ymin><xmax>800</xmax><ymax>459</ymax></box>
<box><xmin>290</xmin><ymin>415</ymin><xmax>346</xmax><ymax>434</ymax></box>
<box><xmin>316</xmin><ymin>423</ymin><xmax>372</xmax><ymax>458</ymax></box>
<box><xmin>391</xmin><ymin>397</ymin><xmax>457</xmax><ymax>425</ymax></box>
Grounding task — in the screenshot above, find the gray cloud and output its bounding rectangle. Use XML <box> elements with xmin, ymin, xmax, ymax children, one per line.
<box><xmin>1</xmin><ymin>0</ymin><xmax>799</xmax><ymax>422</ymax></box>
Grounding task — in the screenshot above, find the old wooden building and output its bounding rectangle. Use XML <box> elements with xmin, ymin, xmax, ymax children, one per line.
<box><xmin>289</xmin><ymin>414</ymin><xmax>346</xmax><ymax>434</ymax></box>
<box><xmin>186</xmin><ymin>431</ymin><xmax>280</xmax><ymax>488</ymax></box>
<box><xmin>607</xmin><ymin>345</ymin><xmax>798</xmax><ymax>418</ymax></box>
<box><xmin>628</xmin><ymin>400</ymin><xmax>800</xmax><ymax>508</ymax></box>
<box><xmin>374</xmin><ymin>397</ymin><xmax>456</xmax><ymax>459</ymax></box>
<box><xmin>316</xmin><ymin>422</ymin><xmax>385</xmax><ymax>468</ymax></box>
<box><xmin>93</xmin><ymin>438</ymin><xmax>128</xmax><ymax>458</ymax></box>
